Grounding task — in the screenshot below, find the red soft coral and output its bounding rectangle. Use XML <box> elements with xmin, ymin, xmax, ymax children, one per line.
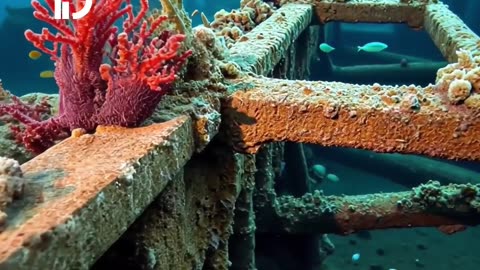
<box><xmin>0</xmin><ymin>0</ymin><xmax>191</xmax><ymax>154</ymax></box>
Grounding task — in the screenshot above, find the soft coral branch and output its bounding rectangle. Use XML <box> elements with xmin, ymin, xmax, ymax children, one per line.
<box><xmin>0</xmin><ymin>96</ymin><xmax>67</xmax><ymax>154</ymax></box>
<box><xmin>26</xmin><ymin>0</ymin><xmax>130</xmax><ymax>59</ymax></box>
<box><xmin>0</xmin><ymin>0</ymin><xmax>191</xmax><ymax>154</ymax></box>
<box><xmin>101</xmin><ymin>15</ymin><xmax>192</xmax><ymax>92</ymax></box>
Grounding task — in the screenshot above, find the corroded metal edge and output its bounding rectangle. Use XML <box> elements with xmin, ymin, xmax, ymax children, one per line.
<box><xmin>228</xmin><ymin>4</ymin><xmax>312</xmax><ymax>75</ymax></box>
<box><xmin>424</xmin><ymin>2</ymin><xmax>480</xmax><ymax>62</ymax></box>
<box><xmin>271</xmin><ymin>180</ymin><xmax>480</xmax><ymax>234</ymax></box>
<box><xmin>0</xmin><ymin>116</ymin><xmax>194</xmax><ymax>269</ymax></box>
<box><xmin>223</xmin><ymin>77</ymin><xmax>480</xmax><ymax>160</ymax></box>
<box><xmin>312</xmin><ymin>0</ymin><xmax>425</xmax><ymax>27</ymax></box>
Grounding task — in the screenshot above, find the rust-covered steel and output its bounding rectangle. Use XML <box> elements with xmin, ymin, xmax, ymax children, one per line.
<box><xmin>275</xmin><ymin>0</ymin><xmax>426</xmax><ymax>27</ymax></box>
<box><xmin>223</xmin><ymin>76</ymin><xmax>480</xmax><ymax>160</ymax></box>
<box><xmin>0</xmin><ymin>117</ymin><xmax>194</xmax><ymax>269</ymax></box>
<box><xmin>1</xmin><ymin>1</ymin><xmax>480</xmax><ymax>269</ymax></box>
<box><xmin>268</xmin><ymin>181</ymin><xmax>480</xmax><ymax>235</ymax></box>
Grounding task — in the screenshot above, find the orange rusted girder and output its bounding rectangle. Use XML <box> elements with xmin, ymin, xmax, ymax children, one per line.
<box><xmin>222</xmin><ymin>76</ymin><xmax>480</xmax><ymax>160</ymax></box>
<box><xmin>0</xmin><ymin>117</ymin><xmax>194</xmax><ymax>269</ymax></box>
<box><xmin>264</xmin><ymin>181</ymin><xmax>480</xmax><ymax>235</ymax></box>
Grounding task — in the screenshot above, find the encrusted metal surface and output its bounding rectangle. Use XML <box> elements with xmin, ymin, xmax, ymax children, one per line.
<box><xmin>95</xmin><ymin>146</ymin><xmax>247</xmax><ymax>270</ymax></box>
<box><xmin>424</xmin><ymin>2</ymin><xmax>480</xmax><ymax>62</ymax></box>
<box><xmin>271</xmin><ymin>180</ymin><xmax>480</xmax><ymax>234</ymax></box>
<box><xmin>228</xmin><ymin>4</ymin><xmax>312</xmax><ymax>75</ymax></box>
<box><xmin>279</xmin><ymin>0</ymin><xmax>425</xmax><ymax>27</ymax></box>
<box><xmin>1</xmin><ymin>1</ymin><xmax>478</xmax><ymax>269</ymax></box>
<box><xmin>0</xmin><ymin>116</ymin><xmax>194</xmax><ymax>269</ymax></box>
<box><xmin>223</xmin><ymin>76</ymin><xmax>480</xmax><ymax>160</ymax></box>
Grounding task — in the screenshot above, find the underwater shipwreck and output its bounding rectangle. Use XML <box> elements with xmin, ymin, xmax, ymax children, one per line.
<box><xmin>0</xmin><ymin>0</ymin><xmax>480</xmax><ymax>269</ymax></box>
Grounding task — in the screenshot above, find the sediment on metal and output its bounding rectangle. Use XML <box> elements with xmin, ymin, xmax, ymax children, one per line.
<box><xmin>311</xmin><ymin>0</ymin><xmax>425</xmax><ymax>27</ymax></box>
<box><xmin>0</xmin><ymin>117</ymin><xmax>194</xmax><ymax>269</ymax></box>
<box><xmin>228</xmin><ymin>4</ymin><xmax>312</xmax><ymax>75</ymax></box>
<box><xmin>223</xmin><ymin>77</ymin><xmax>480</xmax><ymax>160</ymax></box>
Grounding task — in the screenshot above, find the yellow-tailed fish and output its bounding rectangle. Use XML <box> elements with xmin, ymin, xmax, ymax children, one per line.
<box><xmin>319</xmin><ymin>43</ymin><xmax>335</xmax><ymax>53</ymax></box>
<box><xmin>357</xmin><ymin>42</ymin><xmax>388</xmax><ymax>52</ymax></box>
<box><xmin>39</xmin><ymin>70</ymin><xmax>54</xmax><ymax>78</ymax></box>
<box><xmin>28</xmin><ymin>50</ymin><xmax>42</xmax><ymax>60</ymax></box>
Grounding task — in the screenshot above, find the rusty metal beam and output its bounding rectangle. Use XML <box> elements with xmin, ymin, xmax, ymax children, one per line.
<box><xmin>222</xmin><ymin>76</ymin><xmax>480</xmax><ymax>160</ymax></box>
<box><xmin>95</xmin><ymin>145</ymin><xmax>248</xmax><ymax>269</ymax></box>
<box><xmin>424</xmin><ymin>2</ymin><xmax>480</xmax><ymax>62</ymax></box>
<box><xmin>266</xmin><ymin>181</ymin><xmax>480</xmax><ymax>235</ymax></box>
<box><xmin>0</xmin><ymin>117</ymin><xmax>194</xmax><ymax>269</ymax></box>
<box><xmin>228</xmin><ymin>4</ymin><xmax>312</xmax><ymax>75</ymax></box>
<box><xmin>279</xmin><ymin>0</ymin><xmax>426</xmax><ymax>27</ymax></box>
<box><xmin>253</xmin><ymin>145</ymin><xmax>480</xmax><ymax>235</ymax></box>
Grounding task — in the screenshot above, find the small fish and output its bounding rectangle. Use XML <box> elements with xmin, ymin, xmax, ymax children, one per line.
<box><xmin>319</xmin><ymin>43</ymin><xmax>335</xmax><ymax>53</ymax></box>
<box><xmin>39</xmin><ymin>70</ymin><xmax>54</xmax><ymax>78</ymax></box>
<box><xmin>311</xmin><ymin>164</ymin><xmax>326</xmax><ymax>179</ymax></box>
<box><xmin>352</xmin><ymin>253</ymin><xmax>360</xmax><ymax>262</ymax></box>
<box><xmin>357</xmin><ymin>42</ymin><xmax>388</xmax><ymax>52</ymax></box>
<box><xmin>326</xmin><ymin>173</ymin><xmax>340</xmax><ymax>182</ymax></box>
<box><xmin>28</xmin><ymin>50</ymin><xmax>42</xmax><ymax>60</ymax></box>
